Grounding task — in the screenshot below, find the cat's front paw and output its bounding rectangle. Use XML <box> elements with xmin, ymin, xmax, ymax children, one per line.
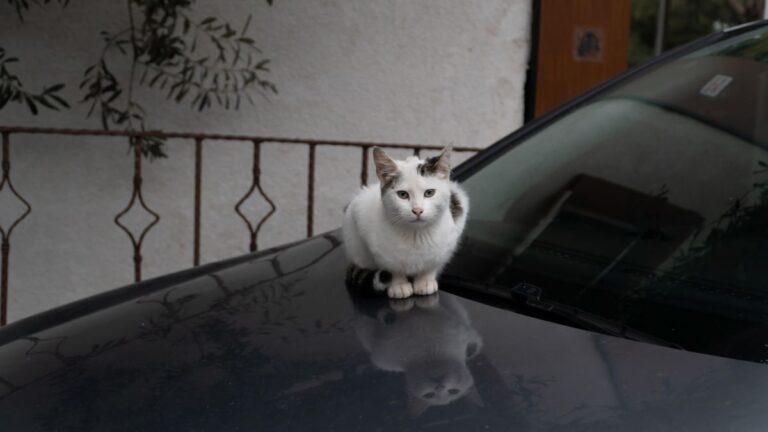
<box><xmin>413</xmin><ymin>278</ymin><xmax>438</xmax><ymax>296</ymax></box>
<box><xmin>388</xmin><ymin>281</ymin><xmax>414</xmax><ymax>299</ymax></box>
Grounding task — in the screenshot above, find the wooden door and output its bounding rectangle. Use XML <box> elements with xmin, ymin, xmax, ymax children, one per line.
<box><xmin>531</xmin><ymin>0</ymin><xmax>631</xmax><ymax>118</ymax></box>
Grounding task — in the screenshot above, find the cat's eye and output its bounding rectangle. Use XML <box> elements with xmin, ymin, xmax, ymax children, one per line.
<box><xmin>396</xmin><ymin>190</ymin><xmax>409</xmax><ymax>199</ymax></box>
<box><xmin>424</xmin><ymin>189</ymin><xmax>435</xmax><ymax>198</ymax></box>
<box><xmin>422</xmin><ymin>392</ymin><xmax>436</xmax><ymax>399</ymax></box>
<box><xmin>448</xmin><ymin>389</ymin><xmax>460</xmax><ymax>395</ymax></box>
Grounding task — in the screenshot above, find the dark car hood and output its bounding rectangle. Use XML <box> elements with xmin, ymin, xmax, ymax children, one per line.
<box><xmin>1</xmin><ymin>232</ymin><xmax>768</xmax><ymax>431</ymax></box>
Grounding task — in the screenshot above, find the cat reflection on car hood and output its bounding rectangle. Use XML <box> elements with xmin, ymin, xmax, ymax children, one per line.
<box><xmin>350</xmin><ymin>293</ymin><xmax>483</xmax><ymax>416</ymax></box>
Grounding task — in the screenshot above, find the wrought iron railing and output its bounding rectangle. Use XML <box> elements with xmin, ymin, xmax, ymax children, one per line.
<box><xmin>0</xmin><ymin>126</ymin><xmax>480</xmax><ymax>325</ymax></box>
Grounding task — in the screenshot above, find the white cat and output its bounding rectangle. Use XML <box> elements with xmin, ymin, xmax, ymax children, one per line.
<box><xmin>350</xmin><ymin>294</ymin><xmax>483</xmax><ymax>416</ymax></box>
<box><xmin>343</xmin><ymin>146</ymin><xmax>469</xmax><ymax>299</ymax></box>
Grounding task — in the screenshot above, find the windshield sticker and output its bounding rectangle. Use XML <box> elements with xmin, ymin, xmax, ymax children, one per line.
<box><xmin>700</xmin><ymin>74</ymin><xmax>733</xmax><ymax>97</ymax></box>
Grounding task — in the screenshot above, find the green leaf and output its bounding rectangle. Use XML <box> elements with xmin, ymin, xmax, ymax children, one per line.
<box><xmin>44</xmin><ymin>83</ymin><xmax>65</xmax><ymax>93</ymax></box>
<box><xmin>197</xmin><ymin>93</ymin><xmax>208</xmax><ymax>111</ymax></box>
<box><xmin>35</xmin><ymin>95</ymin><xmax>57</xmax><ymax>110</ymax></box>
<box><xmin>148</xmin><ymin>71</ymin><xmax>163</xmax><ymax>87</ymax></box>
<box><xmin>175</xmin><ymin>87</ymin><xmax>188</xmax><ymax>102</ymax></box>
<box><xmin>24</xmin><ymin>95</ymin><xmax>38</xmax><ymax>115</ymax></box>
<box><xmin>51</xmin><ymin>94</ymin><xmax>70</xmax><ymax>108</ymax></box>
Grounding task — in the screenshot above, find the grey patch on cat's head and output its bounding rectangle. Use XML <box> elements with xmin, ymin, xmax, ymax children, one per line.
<box><xmin>418</xmin><ymin>147</ymin><xmax>452</xmax><ymax>179</ymax></box>
<box><xmin>450</xmin><ymin>191</ymin><xmax>463</xmax><ymax>222</ymax></box>
<box><xmin>416</xmin><ymin>156</ymin><xmax>437</xmax><ymax>176</ymax></box>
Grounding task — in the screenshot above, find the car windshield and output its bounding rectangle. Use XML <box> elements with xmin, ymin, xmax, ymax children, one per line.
<box><xmin>449</xmin><ymin>25</ymin><xmax>768</xmax><ymax>363</ymax></box>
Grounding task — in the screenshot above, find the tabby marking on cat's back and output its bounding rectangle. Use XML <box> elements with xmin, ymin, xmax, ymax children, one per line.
<box><xmin>450</xmin><ymin>191</ymin><xmax>464</xmax><ymax>222</ymax></box>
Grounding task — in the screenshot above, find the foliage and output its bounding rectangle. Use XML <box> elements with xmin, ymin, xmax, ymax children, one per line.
<box><xmin>2</xmin><ymin>0</ymin><xmax>276</xmax><ymax>160</ymax></box>
<box><xmin>664</xmin><ymin>163</ymin><xmax>768</xmax><ymax>284</ymax></box>
<box><xmin>717</xmin><ymin>29</ymin><xmax>768</xmax><ymax>62</ymax></box>
<box><xmin>4</xmin><ymin>0</ymin><xmax>68</xmax><ymax>21</ymax></box>
<box><xmin>81</xmin><ymin>0</ymin><xmax>276</xmax><ymax>159</ymax></box>
<box><xmin>628</xmin><ymin>0</ymin><xmax>659</xmax><ymax>67</ymax></box>
<box><xmin>617</xmin><ymin>159</ymin><xmax>768</xmax><ymax>335</ymax></box>
<box><xmin>629</xmin><ymin>0</ymin><xmax>762</xmax><ymax>67</ymax></box>
<box><xmin>0</xmin><ymin>47</ymin><xmax>69</xmax><ymax>113</ymax></box>
<box><xmin>1</xmin><ymin>1</ymin><xmax>69</xmax><ymax>114</ymax></box>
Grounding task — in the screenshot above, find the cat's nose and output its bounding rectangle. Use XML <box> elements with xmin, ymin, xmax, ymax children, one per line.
<box><xmin>412</xmin><ymin>207</ymin><xmax>424</xmax><ymax>216</ymax></box>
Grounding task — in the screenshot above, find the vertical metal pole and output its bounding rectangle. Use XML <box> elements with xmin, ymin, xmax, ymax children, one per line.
<box><xmin>193</xmin><ymin>138</ymin><xmax>202</xmax><ymax>266</ymax></box>
<box><xmin>249</xmin><ymin>141</ymin><xmax>261</xmax><ymax>252</ymax></box>
<box><xmin>360</xmin><ymin>147</ymin><xmax>369</xmax><ymax>187</ymax></box>
<box><xmin>132</xmin><ymin>141</ymin><xmax>142</xmax><ymax>282</ymax></box>
<box><xmin>654</xmin><ymin>0</ymin><xmax>668</xmax><ymax>56</ymax></box>
<box><xmin>0</xmin><ymin>133</ymin><xmax>8</xmax><ymax>326</ymax></box>
<box><xmin>307</xmin><ymin>143</ymin><xmax>316</xmax><ymax>238</ymax></box>
<box><xmin>1</xmin><ymin>239</ymin><xmax>7</xmax><ymax>326</ymax></box>
<box><xmin>115</xmin><ymin>137</ymin><xmax>159</xmax><ymax>285</ymax></box>
<box><xmin>764</xmin><ymin>0</ymin><xmax>768</xmax><ymax>19</ymax></box>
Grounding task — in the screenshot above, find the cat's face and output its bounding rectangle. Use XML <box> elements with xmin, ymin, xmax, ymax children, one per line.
<box><xmin>406</xmin><ymin>356</ymin><xmax>476</xmax><ymax>407</ymax></box>
<box><xmin>373</xmin><ymin>148</ymin><xmax>452</xmax><ymax>227</ymax></box>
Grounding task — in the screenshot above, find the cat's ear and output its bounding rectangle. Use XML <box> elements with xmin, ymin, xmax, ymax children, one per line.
<box><xmin>463</xmin><ymin>386</ymin><xmax>485</xmax><ymax>408</ymax></box>
<box><xmin>407</xmin><ymin>395</ymin><xmax>431</xmax><ymax>417</ymax></box>
<box><xmin>373</xmin><ymin>147</ymin><xmax>398</xmax><ymax>186</ymax></box>
<box><xmin>436</xmin><ymin>146</ymin><xmax>452</xmax><ymax>178</ymax></box>
<box><xmin>421</xmin><ymin>146</ymin><xmax>452</xmax><ymax>179</ymax></box>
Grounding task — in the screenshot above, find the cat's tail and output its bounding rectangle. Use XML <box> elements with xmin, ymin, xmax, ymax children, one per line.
<box><xmin>345</xmin><ymin>264</ymin><xmax>392</xmax><ymax>296</ymax></box>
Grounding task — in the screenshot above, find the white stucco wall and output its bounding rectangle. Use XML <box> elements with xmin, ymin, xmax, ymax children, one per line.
<box><xmin>0</xmin><ymin>0</ymin><xmax>531</xmax><ymax>322</ymax></box>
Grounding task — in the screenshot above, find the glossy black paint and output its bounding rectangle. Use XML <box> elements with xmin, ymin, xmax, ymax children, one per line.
<box><xmin>1</xmin><ymin>233</ymin><xmax>768</xmax><ymax>431</ymax></box>
<box><xmin>3</xmin><ymin>22</ymin><xmax>768</xmax><ymax>431</ymax></box>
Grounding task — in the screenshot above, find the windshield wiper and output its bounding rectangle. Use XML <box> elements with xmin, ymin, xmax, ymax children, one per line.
<box><xmin>441</xmin><ymin>275</ymin><xmax>683</xmax><ymax>350</ymax></box>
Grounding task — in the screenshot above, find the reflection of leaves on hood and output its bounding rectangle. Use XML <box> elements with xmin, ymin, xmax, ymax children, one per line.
<box><xmin>507</xmin><ymin>374</ymin><xmax>551</xmax><ymax>412</ymax></box>
<box><xmin>619</xmin><ymin>162</ymin><xmax>768</xmax><ymax>330</ymax></box>
<box><xmin>0</xmin><ymin>234</ymin><xmax>341</xmax><ymax>431</ymax></box>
